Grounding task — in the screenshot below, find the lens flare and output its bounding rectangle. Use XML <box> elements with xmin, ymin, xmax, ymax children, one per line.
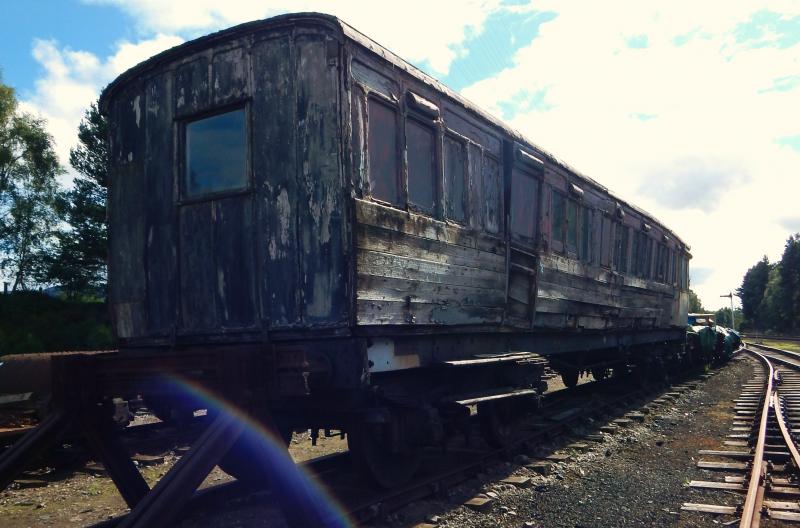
<box><xmin>154</xmin><ymin>374</ymin><xmax>354</xmax><ymax>528</ymax></box>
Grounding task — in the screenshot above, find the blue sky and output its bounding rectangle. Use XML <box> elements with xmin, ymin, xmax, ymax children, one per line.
<box><xmin>2</xmin><ymin>0</ymin><xmax>799</xmax><ymax>309</ymax></box>
<box><xmin>1</xmin><ymin>1</ymin><xmax>130</xmax><ymax>94</ymax></box>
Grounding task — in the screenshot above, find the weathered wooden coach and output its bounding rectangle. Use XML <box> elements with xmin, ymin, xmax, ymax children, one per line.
<box><xmin>96</xmin><ymin>13</ymin><xmax>691</xmax><ymax>486</ymax></box>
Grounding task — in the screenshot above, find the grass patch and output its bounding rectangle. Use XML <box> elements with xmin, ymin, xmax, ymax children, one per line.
<box><xmin>761</xmin><ymin>340</ymin><xmax>800</xmax><ymax>354</ymax></box>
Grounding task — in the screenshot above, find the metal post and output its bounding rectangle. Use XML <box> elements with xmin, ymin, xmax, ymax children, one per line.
<box><xmin>720</xmin><ymin>292</ymin><xmax>736</xmax><ymax>331</ymax></box>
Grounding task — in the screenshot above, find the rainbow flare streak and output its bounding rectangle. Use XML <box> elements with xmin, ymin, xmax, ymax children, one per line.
<box><xmin>156</xmin><ymin>373</ymin><xmax>355</xmax><ymax>528</ymax></box>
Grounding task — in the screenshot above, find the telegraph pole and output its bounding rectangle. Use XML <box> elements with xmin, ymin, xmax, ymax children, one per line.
<box><xmin>720</xmin><ymin>292</ymin><xmax>736</xmax><ymax>331</ymax></box>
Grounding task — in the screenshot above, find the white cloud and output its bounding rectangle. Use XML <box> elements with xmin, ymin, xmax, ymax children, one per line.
<box><xmin>85</xmin><ymin>0</ymin><xmax>499</xmax><ymax>75</ymax></box>
<box><xmin>461</xmin><ymin>1</ymin><xmax>800</xmax><ymax>309</ymax></box>
<box><xmin>23</xmin><ymin>0</ymin><xmax>499</xmax><ymax>186</ymax></box>
<box><xmin>19</xmin><ymin>35</ymin><xmax>183</xmax><ymax>182</ymax></box>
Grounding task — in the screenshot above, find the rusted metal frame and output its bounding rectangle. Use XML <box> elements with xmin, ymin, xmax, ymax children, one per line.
<box><xmin>81</xmin><ymin>410</ymin><xmax>151</xmax><ymax>508</ymax></box>
<box><xmin>740</xmin><ymin>348</ymin><xmax>775</xmax><ymax>528</ymax></box>
<box><xmin>63</xmin><ymin>353</ymin><xmax>152</xmax><ymax>508</ymax></box>
<box><xmin>118</xmin><ymin>411</ymin><xmax>243</xmax><ymax>528</ymax></box>
<box><xmin>0</xmin><ymin>409</ymin><xmax>71</xmax><ymax>491</ymax></box>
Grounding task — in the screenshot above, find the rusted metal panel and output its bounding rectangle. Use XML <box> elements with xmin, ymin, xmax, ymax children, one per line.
<box><xmin>144</xmin><ymin>72</ymin><xmax>176</xmax><ymax>336</ymax></box>
<box><xmin>212</xmin><ymin>46</ymin><xmax>248</xmax><ymax>105</ymax></box>
<box><xmin>214</xmin><ymin>196</ymin><xmax>257</xmax><ymax>328</ymax></box>
<box><xmin>295</xmin><ymin>35</ymin><xmax>348</xmax><ymax>325</ymax></box>
<box><xmin>252</xmin><ymin>35</ymin><xmax>300</xmax><ymax>328</ymax></box>
<box><xmin>108</xmin><ymin>87</ymin><xmax>147</xmax><ymax>339</ymax></box>
<box><xmin>178</xmin><ymin>202</ymin><xmax>217</xmax><ymax>332</ymax></box>
<box><xmin>175</xmin><ymin>56</ymin><xmax>210</xmax><ymax>118</ymax></box>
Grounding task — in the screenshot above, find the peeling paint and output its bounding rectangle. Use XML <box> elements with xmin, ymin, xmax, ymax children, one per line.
<box><xmin>268</xmin><ymin>238</ymin><xmax>278</xmax><ymax>260</ymax></box>
<box><xmin>132</xmin><ymin>95</ymin><xmax>141</xmax><ymax>127</ymax></box>
<box><xmin>276</xmin><ymin>188</ymin><xmax>291</xmax><ymax>245</ymax></box>
<box><xmin>217</xmin><ymin>269</ymin><xmax>229</xmax><ymax>320</ymax></box>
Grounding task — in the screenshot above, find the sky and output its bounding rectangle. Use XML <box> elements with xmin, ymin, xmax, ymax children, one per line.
<box><xmin>2</xmin><ymin>0</ymin><xmax>799</xmax><ymax>310</ymax></box>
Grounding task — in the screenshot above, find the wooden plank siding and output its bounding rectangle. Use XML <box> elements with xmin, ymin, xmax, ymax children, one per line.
<box><xmin>355</xmin><ymin>200</ymin><xmax>506</xmax><ymax>326</ymax></box>
<box><xmin>533</xmin><ymin>253</ymin><xmax>674</xmax><ymax>331</ymax></box>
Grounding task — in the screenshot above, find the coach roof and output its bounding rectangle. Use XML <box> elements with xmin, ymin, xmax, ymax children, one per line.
<box><xmin>99</xmin><ymin>12</ymin><xmax>688</xmax><ymax>250</ymax></box>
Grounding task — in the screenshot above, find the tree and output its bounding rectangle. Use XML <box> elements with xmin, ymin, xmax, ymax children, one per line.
<box><xmin>778</xmin><ymin>234</ymin><xmax>800</xmax><ymax>332</ymax></box>
<box><xmin>714</xmin><ymin>307</ymin><xmax>743</xmax><ymax>328</ymax></box>
<box><xmin>737</xmin><ymin>256</ymin><xmax>771</xmax><ymax>329</ymax></box>
<box><xmin>759</xmin><ymin>264</ymin><xmax>785</xmax><ymax>331</ymax></box>
<box><xmin>0</xmin><ymin>75</ymin><xmax>61</xmax><ymax>290</ymax></box>
<box><xmin>688</xmin><ymin>289</ymin><xmax>705</xmax><ymax>313</ymax></box>
<box><xmin>45</xmin><ymin>102</ymin><xmax>107</xmax><ymax>297</ymax></box>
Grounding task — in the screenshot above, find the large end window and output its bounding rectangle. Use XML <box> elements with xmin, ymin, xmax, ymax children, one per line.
<box><xmin>444</xmin><ymin>136</ymin><xmax>467</xmax><ymax>223</ymax></box>
<box><xmin>368</xmin><ymin>99</ymin><xmax>400</xmax><ymax>205</ymax></box>
<box><xmin>406</xmin><ymin>119</ymin><xmax>436</xmax><ymax>213</ymax></box>
<box><xmin>185</xmin><ymin>109</ymin><xmax>247</xmax><ymax>198</ymax></box>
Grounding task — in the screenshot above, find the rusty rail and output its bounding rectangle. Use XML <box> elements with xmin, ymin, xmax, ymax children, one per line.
<box><xmin>739</xmin><ymin>348</ymin><xmax>774</xmax><ymax>528</ymax></box>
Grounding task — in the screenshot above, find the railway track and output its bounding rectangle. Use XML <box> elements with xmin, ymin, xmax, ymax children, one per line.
<box><xmin>78</xmin><ymin>367</ymin><xmax>715</xmax><ymax>527</ymax></box>
<box><xmin>683</xmin><ymin>343</ymin><xmax>800</xmax><ymax>526</ymax></box>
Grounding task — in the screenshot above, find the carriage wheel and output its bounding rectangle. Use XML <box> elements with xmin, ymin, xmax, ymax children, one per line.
<box><xmin>561</xmin><ymin>369</ymin><xmax>579</xmax><ymax>388</ymax></box>
<box><xmin>478</xmin><ymin>400</ymin><xmax>518</xmax><ymax>449</ymax></box>
<box><xmin>347</xmin><ymin>420</ymin><xmax>422</xmax><ymax>489</ymax></box>
<box><xmin>218</xmin><ymin>419</ymin><xmax>294</xmax><ymax>488</ymax></box>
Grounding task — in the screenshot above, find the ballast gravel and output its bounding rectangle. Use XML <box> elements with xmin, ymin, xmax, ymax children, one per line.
<box><xmin>379</xmin><ymin>357</ymin><xmax>754</xmax><ymax>528</ymax></box>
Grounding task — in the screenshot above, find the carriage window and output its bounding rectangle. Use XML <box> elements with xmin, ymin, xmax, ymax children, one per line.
<box><xmin>510</xmin><ymin>170</ymin><xmax>537</xmax><ymax>239</ymax></box>
<box><xmin>566</xmin><ymin>199</ymin><xmax>578</xmax><ymax>251</ymax></box>
<box><xmin>483</xmin><ymin>156</ymin><xmax>501</xmax><ymax>234</ymax></box>
<box><xmin>613</xmin><ymin>223</ymin><xmax>628</xmax><ymax>273</ymax></box>
<box><xmin>406</xmin><ymin>119</ymin><xmax>436</xmax><ymax>213</ymax></box>
<box><xmin>656</xmin><ymin>243</ymin><xmax>666</xmax><ymax>282</ymax></box>
<box><xmin>185</xmin><ymin>109</ymin><xmax>247</xmax><ymax>197</ymax></box>
<box><xmin>672</xmin><ymin>251</ymin><xmax>678</xmax><ymax>285</ymax></box>
<box><xmin>600</xmin><ymin>216</ymin><xmax>612</xmax><ymax>267</ymax></box>
<box><xmin>444</xmin><ymin>136</ymin><xmax>467</xmax><ymax>223</ymax></box>
<box><xmin>643</xmin><ymin>236</ymin><xmax>653</xmax><ymax>279</ymax></box>
<box><xmin>368</xmin><ymin>99</ymin><xmax>400</xmax><ymax>205</ymax></box>
<box><xmin>581</xmin><ymin>208</ymin><xmax>591</xmax><ymax>261</ymax></box>
<box><xmin>552</xmin><ymin>191</ymin><xmax>565</xmax><ymax>243</ymax></box>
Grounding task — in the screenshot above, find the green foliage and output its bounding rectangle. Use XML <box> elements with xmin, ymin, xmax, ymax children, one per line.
<box><xmin>688</xmin><ymin>289</ymin><xmax>705</xmax><ymax>313</ymax></box>
<box><xmin>778</xmin><ymin>234</ymin><xmax>800</xmax><ymax>333</ymax></box>
<box><xmin>45</xmin><ymin>102</ymin><xmax>108</xmax><ymax>297</ymax></box>
<box><xmin>714</xmin><ymin>307</ymin><xmax>743</xmax><ymax>328</ymax></box>
<box><xmin>0</xmin><ymin>292</ymin><xmax>113</xmax><ymax>355</ymax></box>
<box><xmin>0</xmin><ymin>75</ymin><xmax>62</xmax><ymax>290</ymax></box>
<box><xmin>737</xmin><ymin>236</ymin><xmax>800</xmax><ymax>333</ymax></box>
<box><xmin>758</xmin><ymin>264</ymin><xmax>784</xmax><ymax>330</ymax></box>
<box><xmin>737</xmin><ymin>256</ymin><xmax>770</xmax><ymax>328</ymax></box>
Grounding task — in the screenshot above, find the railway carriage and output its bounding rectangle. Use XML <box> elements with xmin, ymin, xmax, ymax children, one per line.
<box><xmin>96</xmin><ymin>13</ymin><xmax>691</xmax><ymax>486</ymax></box>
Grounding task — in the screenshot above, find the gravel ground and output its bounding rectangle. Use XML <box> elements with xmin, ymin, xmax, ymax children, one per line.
<box><xmin>0</xmin><ymin>357</ymin><xmax>754</xmax><ymax>528</ymax></box>
<box><xmin>379</xmin><ymin>356</ymin><xmax>754</xmax><ymax>528</ymax></box>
